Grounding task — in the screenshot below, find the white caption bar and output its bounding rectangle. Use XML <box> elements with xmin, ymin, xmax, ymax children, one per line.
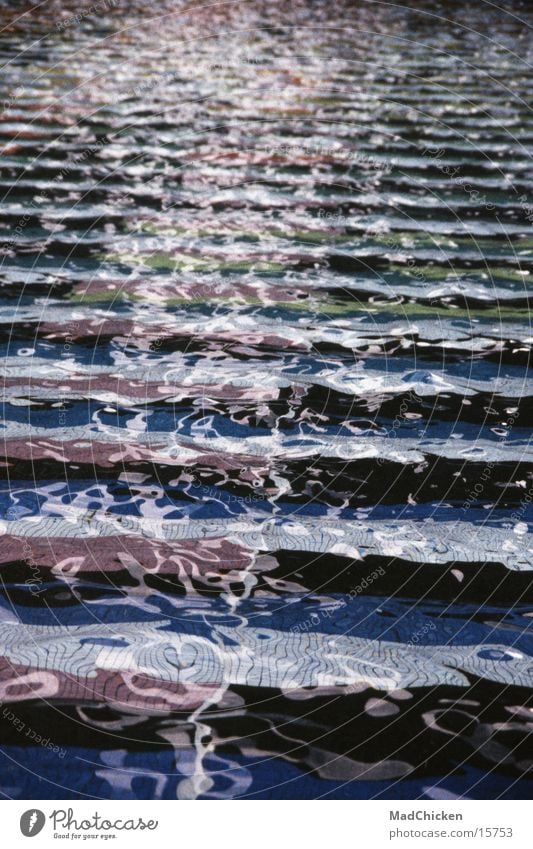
<box><xmin>3</xmin><ymin>800</ymin><xmax>531</xmax><ymax>849</ymax></box>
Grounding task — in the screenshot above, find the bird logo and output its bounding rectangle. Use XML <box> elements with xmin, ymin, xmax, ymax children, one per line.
<box><xmin>20</xmin><ymin>809</ymin><xmax>46</xmax><ymax>837</ymax></box>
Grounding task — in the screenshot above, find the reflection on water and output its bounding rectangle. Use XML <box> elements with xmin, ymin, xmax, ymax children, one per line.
<box><xmin>0</xmin><ymin>0</ymin><xmax>532</xmax><ymax>799</ymax></box>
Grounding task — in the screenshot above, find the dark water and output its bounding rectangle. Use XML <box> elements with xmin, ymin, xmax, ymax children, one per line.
<box><xmin>0</xmin><ymin>0</ymin><xmax>532</xmax><ymax>799</ymax></box>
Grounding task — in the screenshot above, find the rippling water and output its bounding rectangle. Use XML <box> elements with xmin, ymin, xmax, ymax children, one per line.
<box><xmin>0</xmin><ymin>0</ymin><xmax>532</xmax><ymax>800</ymax></box>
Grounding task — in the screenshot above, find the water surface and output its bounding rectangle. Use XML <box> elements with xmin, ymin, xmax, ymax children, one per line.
<box><xmin>0</xmin><ymin>0</ymin><xmax>532</xmax><ymax>799</ymax></box>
